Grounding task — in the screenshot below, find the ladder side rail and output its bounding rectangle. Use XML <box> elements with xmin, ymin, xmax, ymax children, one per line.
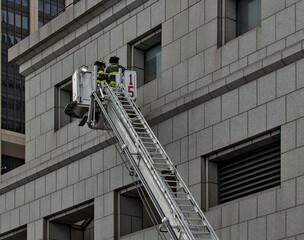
<box><xmin>104</xmin><ymin>85</ymin><xmax>197</xmax><ymax>240</ymax></box>
<box><xmin>105</xmin><ymin>129</ymin><xmax>169</xmax><ymax>240</ymax></box>
<box><xmin>92</xmin><ymin>91</ymin><xmax>179</xmax><ymax>240</ymax></box>
<box><xmin>104</xmin><ymin>86</ymin><xmax>186</xmax><ymax>238</ymax></box>
<box><xmin>116</xmin><ymin>85</ymin><xmax>219</xmax><ymax>240</ymax></box>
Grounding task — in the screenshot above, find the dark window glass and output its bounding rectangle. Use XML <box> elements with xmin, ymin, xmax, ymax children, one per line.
<box><xmin>2</xmin><ymin>10</ymin><xmax>7</xmax><ymax>23</ymax></box>
<box><xmin>38</xmin><ymin>21</ymin><xmax>44</xmax><ymax>28</ymax></box>
<box><xmin>38</xmin><ymin>0</ymin><xmax>65</xmax><ymax>27</ymax></box>
<box><xmin>2</xmin><ymin>96</ymin><xmax>7</xmax><ymax>110</ymax></box>
<box><xmin>23</xmin><ymin>0</ymin><xmax>29</xmax><ymax>7</ymax></box>
<box><xmin>22</xmin><ymin>16</ymin><xmax>28</xmax><ymax>29</ymax></box>
<box><xmin>8</xmin><ymin>35</ymin><xmax>14</xmax><ymax>46</ymax></box>
<box><xmin>2</xmin><ymin>33</ymin><xmax>7</xmax><ymax>44</ymax></box>
<box><xmin>7</xmin><ymin>119</ymin><xmax>14</xmax><ymax>131</ymax></box>
<box><xmin>15</xmin><ymin>13</ymin><xmax>21</xmax><ymax>28</ymax></box>
<box><xmin>45</xmin><ymin>2</ymin><xmax>50</xmax><ymax>14</ymax></box>
<box><xmin>16</xmin><ymin>99</ymin><xmax>21</xmax><ymax>112</ymax></box>
<box><xmin>1</xmin><ymin>155</ymin><xmax>25</xmax><ymax>174</ymax></box>
<box><xmin>144</xmin><ymin>44</ymin><xmax>161</xmax><ymax>84</ymax></box>
<box><xmin>15</xmin><ymin>36</ymin><xmax>21</xmax><ymax>43</ymax></box>
<box><xmin>237</xmin><ymin>0</ymin><xmax>261</xmax><ymax>36</ymax></box>
<box><xmin>2</xmin><ymin>118</ymin><xmax>7</xmax><ymax>129</ymax></box>
<box><xmin>8</xmin><ymin>98</ymin><xmax>14</xmax><ymax>110</ymax></box>
<box><xmin>51</xmin><ymin>4</ymin><xmax>57</xmax><ymax>15</ymax></box>
<box><xmin>15</xmin><ymin>121</ymin><xmax>22</xmax><ymax>132</ymax></box>
<box><xmin>8</xmin><ymin>11</ymin><xmax>14</xmax><ymax>25</ymax></box>
<box><xmin>39</xmin><ymin>0</ymin><xmax>44</xmax><ymax>11</ymax></box>
<box><xmin>2</xmin><ymin>75</ymin><xmax>7</xmax><ymax>87</ymax></box>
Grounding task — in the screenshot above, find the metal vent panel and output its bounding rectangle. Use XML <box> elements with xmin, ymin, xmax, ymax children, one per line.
<box><xmin>218</xmin><ymin>142</ymin><xmax>280</xmax><ymax>204</ymax></box>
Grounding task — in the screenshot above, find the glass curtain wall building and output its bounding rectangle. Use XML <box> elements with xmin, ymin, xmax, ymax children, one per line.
<box><xmin>1</xmin><ymin>0</ymin><xmax>29</xmax><ymax>134</ymax></box>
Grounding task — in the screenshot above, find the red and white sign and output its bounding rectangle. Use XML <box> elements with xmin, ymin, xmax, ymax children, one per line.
<box><xmin>124</xmin><ymin>70</ymin><xmax>137</xmax><ymax>100</ymax></box>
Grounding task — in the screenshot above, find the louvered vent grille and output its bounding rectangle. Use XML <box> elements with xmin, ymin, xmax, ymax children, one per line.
<box><xmin>218</xmin><ymin>142</ymin><xmax>280</xmax><ymax>204</ymax></box>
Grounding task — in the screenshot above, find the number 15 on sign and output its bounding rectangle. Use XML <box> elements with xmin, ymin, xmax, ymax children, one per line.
<box><xmin>124</xmin><ymin>70</ymin><xmax>137</xmax><ymax>100</ymax></box>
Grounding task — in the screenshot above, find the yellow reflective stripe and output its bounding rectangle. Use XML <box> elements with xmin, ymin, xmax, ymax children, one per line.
<box><xmin>97</xmin><ymin>70</ymin><xmax>104</xmax><ymax>77</ymax></box>
<box><xmin>110</xmin><ymin>81</ymin><xmax>116</xmax><ymax>88</ymax></box>
<box><xmin>110</xmin><ymin>72</ymin><xmax>119</xmax><ymax>75</ymax></box>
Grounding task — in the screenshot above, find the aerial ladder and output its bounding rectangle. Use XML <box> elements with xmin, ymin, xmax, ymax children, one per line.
<box><xmin>64</xmin><ymin>65</ymin><xmax>219</xmax><ymax>240</ymax></box>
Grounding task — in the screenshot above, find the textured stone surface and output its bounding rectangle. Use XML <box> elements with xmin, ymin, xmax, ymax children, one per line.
<box><xmin>4</xmin><ymin>1</ymin><xmax>304</xmax><ymax>239</ymax></box>
<box><xmin>276</xmin><ymin>5</ymin><xmax>296</xmax><ymax>40</ymax></box>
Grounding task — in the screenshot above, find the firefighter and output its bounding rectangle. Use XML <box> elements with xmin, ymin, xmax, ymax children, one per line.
<box><xmin>94</xmin><ymin>60</ymin><xmax>107</xmax><ymax>85</ymax></box>
<box><xmin>105</xmin><ymin>56</ymin><xmax>125</xmax><ymax>88</ymax></box>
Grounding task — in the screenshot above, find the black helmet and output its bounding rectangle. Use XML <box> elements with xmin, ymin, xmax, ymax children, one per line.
<box><xmin>109</xmin><ymin>56</ymin><xmax>119</xmax><ymax>64</ymax></box>
<box><xmin>94</xmin><ymin>60</ymin><xmax>106</xmax><ymax>68</ymax></box>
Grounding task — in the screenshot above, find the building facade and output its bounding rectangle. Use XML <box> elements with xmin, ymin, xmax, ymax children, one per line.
<box><xmin>2</xmin><ymin>0</ymin><xmax>304</xmax><ymax>239</ymax></box>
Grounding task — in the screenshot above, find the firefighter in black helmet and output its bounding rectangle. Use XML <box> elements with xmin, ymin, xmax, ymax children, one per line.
<box><xmin>105</xmin><ymin>56</ymin><xmax>125</xmax><ymax>88</ymax></box>
<box><xmin>94</xmin><ymin>60</ymin><xmax>107</xmax><ymax>85</ymax></box>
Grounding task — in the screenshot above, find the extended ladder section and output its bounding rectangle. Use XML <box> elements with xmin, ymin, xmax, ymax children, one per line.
<box><xmin>90</xmin><ymin>84</ymin><xmax>219</xmax><ymax>240</ymax></box>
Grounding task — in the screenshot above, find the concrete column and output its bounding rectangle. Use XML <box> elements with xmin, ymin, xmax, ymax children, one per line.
<box><xmin>30</xmin><ymin>0</ymin><xmax>38</xmax><ymax>33</ymax></box>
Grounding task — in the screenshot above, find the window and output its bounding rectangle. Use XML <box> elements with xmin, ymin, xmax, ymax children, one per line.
<box><xmin>117</xmin><ymin>186</ymin><xmax>161</xmax><ymax>237</ymax></box>
<box><xmin>144</xmin><ymin>43</ymin><xmax>161</xmax><ymax>84</ymax></box>
<box><xmin>203</xmin><ymin>130</ymin><xmax>280</xmax><ymax>209</ymax></box>
<box><xmin>8</xmin><ymin>11</ymin><xmax>14</xmax><ymax>25</ymax></box>
<box><xmin>2</xmin><ymin>10</ymin><xmax>7</xmax><ymax>23</ymax></box>
<box><xmin>38</xmin><ymin>0</ymin><xmax>65</xmax><ymax>27</ymax></box>
<box><xmin>220</xmin><ymin>0</ymin><xmax>261</xmax><ymax>43</ymax></box>
<box><xmin>15</xmin><ymin>13</ymin><xmax>21</xmax><ymax>28</ymax></box>
<box><xmin>1</xmin><ymin>154</ymin><xmax>25</xmax><ymax>175</ymax></box>
<box><xmin>47</xmin><ymin>202</ymin><xmax>94</xmax><ymax>240</ymax></box>
<box><xmin>22</xmin><ymin>0</ymin><xmax>29</xmax><ymax>7</ymax></box>
<box><xmin>0</xmin><ymin>227</ymin><xmax>26</xmax><ymax>240</ymax></box>
<box><xmin>129</xmin><ymin>29</ymin><xmax>161</xmax><ymax>87</ymax></box>
<box><xmin>237</xmin><ymin>0</ymin><xmax>261</xmax><ymax>35</ymax></box>
<box><xmin>22</xmin><ymin>16</ymin><xmax>28</xmax><ymax>30</ymax></box>
<box><xmin>56</xmin><ymin>79</ymin><xmax>75</xmax><ymax>130</ymax></box>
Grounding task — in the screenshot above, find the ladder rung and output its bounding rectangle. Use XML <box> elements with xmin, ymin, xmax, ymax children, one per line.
<box><xmin>188</xmin><ymin>224</ymin><xmax>207</xmax><ymax>228</ymax></box>
<box><xmin>153</xmin><ymin>161</ymin><xmax>167</xmax><ymax>164</ymax></box>
<box><xmin>152</xmin><ymin>158</ymin><xmax>167</xmax><ymax>161</ymax></box>
<box><xmin>173</xmin><ymin>198</ymin><xmax>189</xmax><ymax>201</ymax></box>
<box><xmin>145</xmin><ymin>146</ymin><xmax>159</xmax><ymax>149</ymax></box>
<box><xmin>142</xmin><ymin>141</ymin><xmax>155</xmax><ymax>144</ymax></box>
<box><xmin>153</xmin><ymin>159</ymin><xmax>168</xmax><ymax>163</ymax></box>
<box><xmin>132</xmin><ymin>123</ymin><xmax>144</xmax><ymax>126</ymax></box>
<box><xmin>163</xmin><ymin>180</ymin><xmax>178</xmax><ymax>183</ymax></box>
<box><xmin>178</xmin><ymin>204</ymin><xmax>194</xmax><ymax>207</ymax></box>
<box><xmin>155</xmin><ymin>168</ymin><xmax>172</xmax><ymax>171</ymax></box>
<box><xmin>185</xmin><ymin>218</ymin><xmax>202</xmax><ymax>221</ymax></box>
<box><xmin>168</xmin><ymin>190</ymin><xmax>186</xmax><ymax>194</ymax></box>
<box><xmin>191</xmin><ymin>231</ymin><xmax>210</xmax><ymax>235</ymax></box>
<box><xmin>159</xmin><ymin>174</ymin><xmax>175</xmax><ymax>178</ymax></box>
<box><xmin>139</xmin><ymin>137</ymin><xmax>153</xmax><ymax>140</ymax></box>
<box><xmin>180</xmin><ymin>210</ymin><xmax>197</xmax><ymax>213</ymax></box>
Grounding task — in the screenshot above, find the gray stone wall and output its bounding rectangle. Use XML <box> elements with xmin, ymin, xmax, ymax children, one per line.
<box><xmin>2</xmin><ymin>0</ymin><xmax>304</xmax><ymax>239</ymax></box>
